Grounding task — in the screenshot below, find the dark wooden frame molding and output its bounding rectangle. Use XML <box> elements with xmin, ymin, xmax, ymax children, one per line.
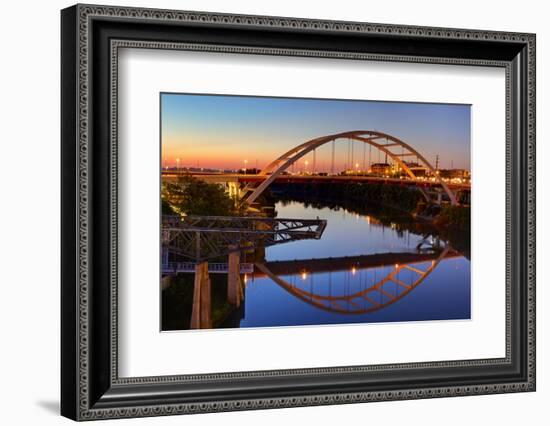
<box><xmin>61</xmin><ymin>4</ymin><xmax>536</xmax><ymax>420</ymax></box>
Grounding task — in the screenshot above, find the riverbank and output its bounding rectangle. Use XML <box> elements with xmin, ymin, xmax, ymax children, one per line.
<box><xmin>270</xmin><ymin>181</ymin><xmax>421</xmax><ymax>211</ymax></box>
<box><xmin>268</xmin><ymin>182</ymin><xmax>470</xmax><ymax>257</ymax></box>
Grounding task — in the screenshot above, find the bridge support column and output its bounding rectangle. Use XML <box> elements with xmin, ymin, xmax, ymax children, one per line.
<box><xmin>162</xmin><ymin>249</ymin><xmax>169</xmax><ymax>270</ymax></box>
<box><xmin>161</xmin><ymin>274</ymin><xmax>173</xmax><ymax>291</ymax></box>
<box><xmin>190</xmin><ymin>262</ymin><xmax>212</xmax><ymax>329</ymax></box>
<box><xmin>227</xmin><ymin>248</ymin><xmax>243</xmax><ymax>306</ymax></box>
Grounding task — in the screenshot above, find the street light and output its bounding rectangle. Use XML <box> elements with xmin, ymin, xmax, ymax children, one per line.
<box><xmin>304</xmin><ymin>160</ymin><xmax>309</xmax><ymax>174</ymax></box>
<box><xmin>175</xmin><ymin>158</ymin><xmax>180</xmax><ymax>170</ymax></box>
<box><xmin>355</xmin><ymin>163</ymin><xmax>359</xmax><ymax>174</ymax></box>
<box><xmin>243</xmin><ymin>159</ymin><xmax>248</xmax><ymax>174</ymax></box>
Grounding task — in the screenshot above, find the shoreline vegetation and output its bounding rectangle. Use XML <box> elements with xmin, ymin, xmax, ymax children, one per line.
<box><xmin>162</xmin><ymin>175</ymin><xmax>243</xmax><ymax>217</ymax></box>
<box><xmin>161</xmin><ymin>176</ymin><xmax>471</xmax><ymax>330</ymax></box>
<box><xmin>162</xmin><ymin>176</ymin><xmax>470</xmax><ymax>228</ymax></box>
<box><xmin>269</xmin><ymin>181</ymin><xmax>470</xmax><ymax>228</ymax></box>
<box><xmin>268</xmin><ymin>182</ymin><xmax>470</xmax><ymax>257</ymax></box>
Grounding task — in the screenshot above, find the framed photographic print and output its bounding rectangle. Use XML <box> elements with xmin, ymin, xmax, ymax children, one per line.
<box><xmin>61</xmin><ymin>4</ymin><xmax>536</xmax><ymax>421</ymax></box>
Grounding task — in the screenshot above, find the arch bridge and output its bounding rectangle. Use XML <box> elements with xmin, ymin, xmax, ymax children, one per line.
<box><xmin>242</xmin><ymin>130</ymin><xmax>459</xmax><ymax>206</ymax></box>
<box><xmin>254</xmin><ymin>246</ymin><xmax>453</xmax><ymax>315</ymax></box>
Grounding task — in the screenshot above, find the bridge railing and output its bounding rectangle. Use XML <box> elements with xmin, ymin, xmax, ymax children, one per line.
<box><xmin>162</xmin><ymin>215</ymin><xmax>327</xmax><ymax>261</ymax></box>
<box><xmin>162</xmin><ymin>261</ymin><xmax>254</xmax><ymax>274</ymax></box>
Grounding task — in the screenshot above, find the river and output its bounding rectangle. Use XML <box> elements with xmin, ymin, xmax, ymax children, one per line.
<box><xmin>230</xmin><ymin>200</ymin><xmax>471</xmax><ymax>328</ymax></box>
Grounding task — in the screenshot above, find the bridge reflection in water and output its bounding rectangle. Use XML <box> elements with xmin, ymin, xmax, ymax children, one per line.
<box><xmin>254</xmin><ymin>246</ymin><xmax>454</xmax><ymax>315</ymax></box>
<box><xmin>162</xmin><ymin>211</ymin><xmax>463</xmax><ymax>328</ymax></box>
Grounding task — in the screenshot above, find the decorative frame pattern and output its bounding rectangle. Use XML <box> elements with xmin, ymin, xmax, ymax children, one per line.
<box><xmin>61</xmin><ymin>4</ymin><xmax>536</xmax><ymax>421</ymax></box>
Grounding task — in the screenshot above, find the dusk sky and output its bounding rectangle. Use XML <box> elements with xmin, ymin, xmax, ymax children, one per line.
<box><xmin>161</xmin><ymin>93</ymin><xmax>471</xmax><ymax>171</ymax></box>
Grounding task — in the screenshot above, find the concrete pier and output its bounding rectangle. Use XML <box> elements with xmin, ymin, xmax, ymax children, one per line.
<box><xmin>190</xmin><ymin>262</ymin><xmax>212</xmax><ymax>329</ymax></box>
<box><xmin>227</xmin><ymin>249</ymin><xmax>243</xmax><ymax>306</ymax></box>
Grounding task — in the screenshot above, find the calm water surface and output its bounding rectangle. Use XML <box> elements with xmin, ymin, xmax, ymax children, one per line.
<box><xmin>235</xmin><ymin>201</ymin><xmax>470</xmax><ymax>328</ymax></box>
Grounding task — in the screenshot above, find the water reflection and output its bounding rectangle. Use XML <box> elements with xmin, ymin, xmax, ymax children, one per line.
<box><xmin>225</xmin><ymin>201</ymin><xmax>470</xmax><ymax>328</ymax></box>
<box><xmin>255</xmin><ymin>245</ymin><xmax>453</xmax><ymax>315</ymax></box>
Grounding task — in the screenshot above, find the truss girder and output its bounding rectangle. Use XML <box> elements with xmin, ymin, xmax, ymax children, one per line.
<box><xmin>163</xmin><ymin>215</ymin><xmax>327</xmax><ymax>261</ymax></box>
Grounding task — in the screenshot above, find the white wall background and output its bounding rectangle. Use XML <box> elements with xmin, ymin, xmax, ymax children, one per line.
<box><xmin>0</xmin><ymin>0</ymin><xmax>546</xmax><ymax>424</ymax></box>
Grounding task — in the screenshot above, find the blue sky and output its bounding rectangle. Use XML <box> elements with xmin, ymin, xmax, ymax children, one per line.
<box><xmin>161</xmin><ymin>93</ymin><xmax>471</xmax><ymax>171</ymax></box>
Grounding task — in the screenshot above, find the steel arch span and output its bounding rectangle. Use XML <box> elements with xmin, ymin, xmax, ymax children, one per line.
<box><xmin>242</xmin><ymin>130</ymin><xmax>458</xmax><ymax>206</ymax></box>
<box><xmin>254</xmin><ymin>246</ymin><xmax>452</xmax><ymax>315</ymax></box>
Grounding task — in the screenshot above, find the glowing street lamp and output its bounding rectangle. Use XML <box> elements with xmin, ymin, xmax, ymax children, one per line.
<box><xmin>175</xmin><ymin>158</ymin><xmax>180</xmax><ymax>170</ymax></box>
<box><xmin>355</xmin><ymin>163</ymin><xmax>360</xmax><ymax>174</ymax></box>
<box><xmin>243</xmin><ymin>159</ymin><xmax>248</xmax><ymax>173</ymax></box>
<box><xmin>304</xmin><ymin>160</ymin><xmax>309</xmax><ymax>174</ymax></box>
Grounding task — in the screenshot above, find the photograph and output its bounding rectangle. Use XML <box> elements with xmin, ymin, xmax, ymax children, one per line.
<box><xmin>57</xmin><ymin>3</ymin><xmax>536</xmax><ymax>420</ymax></box>
<box><xmin>160</xmin><ymin>93</ymin><xmax>472</xmax><ymax>331</ymax></box>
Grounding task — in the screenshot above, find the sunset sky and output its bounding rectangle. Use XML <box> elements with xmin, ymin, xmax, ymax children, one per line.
<box><xmin>161</xmin><ymin>93</ymin><xmax>471</xmax><ymax>171</ymax></box>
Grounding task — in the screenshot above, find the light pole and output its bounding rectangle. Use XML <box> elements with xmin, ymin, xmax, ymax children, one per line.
<box><xmin>355</xmin><ymin>163</ymin><xmax>359</xmax><ymax>174</ymax></box>
<box><xmin>304</xmin><ymin>160</ymin><xmax>309</xmax><ymax>175</ymax></box>
<box><xmin>176</xmin><ymin>158</ymin><xmax>180</xmax><ymax>170</ymax></box>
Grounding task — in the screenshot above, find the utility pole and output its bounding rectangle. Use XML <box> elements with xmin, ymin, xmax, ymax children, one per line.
<box><xmin>312</xmin><ymin>149</ymin><xmax>316</xmax><ymax>175</ymax></box>
<box><xmin>369</xmin><ymin>144</ymin><xmax>372</xmax><ymax>170</ymax></box>
<box><xmin>351</xmin><ymin>140</ymin><xmax>354</xmax><ymax>170</ymax></box>
<box><xmin>331</xmin><ymin>140</ymin><xmax>335</xmax><ymax>175</ymax></box>
<box><xmin>346</xmin><ymin>139</ymin><xmax>351</xmax><ymax>171</ymax></box>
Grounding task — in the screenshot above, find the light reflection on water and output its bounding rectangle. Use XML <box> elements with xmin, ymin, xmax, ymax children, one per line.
<box><xmin>235</xmin><ymin>201</ymin><xmax>470</xmax><ymax>328</ymax></box>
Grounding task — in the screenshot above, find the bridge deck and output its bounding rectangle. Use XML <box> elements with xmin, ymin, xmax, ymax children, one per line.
<box><xmin>255</xmin><ymin>250</ymin><xmax>461</xmax><ymax>277</ymax></box>
<box><xmin>162</xmin><ymin>171</ymin><xmax>470</xmax><ymax>190</ymax></box>
<box><xmin>162</xmin><ymin>262</ymin><xmax>254</xmax><ymax>275</ymax></box>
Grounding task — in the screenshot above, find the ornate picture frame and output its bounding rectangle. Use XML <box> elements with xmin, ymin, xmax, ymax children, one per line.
<box><xmin>61</xmin><ymin>4</ymin><xmax>535</xmax><ymax>420</ymax></box>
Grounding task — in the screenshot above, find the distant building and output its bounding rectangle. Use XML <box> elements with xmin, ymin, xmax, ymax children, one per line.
<box><xmin>238</xmin><ymin>168</ymin><xmax>261</xmax><ymax>175</ymax></box>
<box><xmin>369</xmin><ymin>162</ymin><xmax>391</xmax><ymax>175</ymax></box>
<box><xmin>404</xmin><ymin>162</ymin><xmax>428</xmax><ymax>177</ymax></box>
<box><xmin>438</xmin><ymin>169</ymin><xmax>470</xmax><ymax>179</ymax></box>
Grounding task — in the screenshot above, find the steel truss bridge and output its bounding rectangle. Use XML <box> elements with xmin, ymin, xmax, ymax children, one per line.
<box><xmin>254</xmin><ymin>246</ymin><xmax>454</xmax><ymax>315</ymax></box>
<box><xmin>162</xmin><ymin>215</ymin><xmax>326</xmax><ymax>263</ymax></box>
